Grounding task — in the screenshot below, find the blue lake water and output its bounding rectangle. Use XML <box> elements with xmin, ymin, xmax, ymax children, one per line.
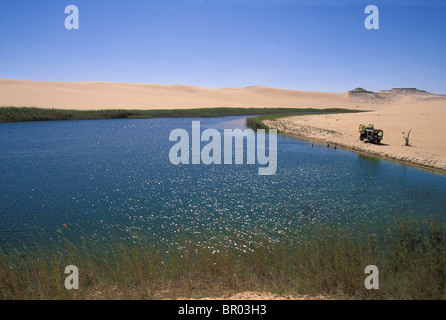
<box><xmin>1</xmin><ymin>116</ymin><xmax>445</xmax><ymax>251</ymax></box>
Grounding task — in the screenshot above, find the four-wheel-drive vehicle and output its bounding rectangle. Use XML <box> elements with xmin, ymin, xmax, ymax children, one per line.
<box><xmin>358</xmin><ymin>124</ymin><xmax>383</xmax><ymax>144</ymax></box>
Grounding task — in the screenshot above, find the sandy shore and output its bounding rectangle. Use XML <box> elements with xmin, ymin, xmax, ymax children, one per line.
<box><xmin>1</xmin><ymin>79</ymin><xmax>445</xmax><ymax>172</ymax></box>
<box><xmin>197</xmin><ymin>291</ymin><xmax>329</xmax><ymax>300</ymax></box>
<box><xmin>265</xmin><ymin>91</ymin><xmax>446</xmax><ymax>172</ymax></box>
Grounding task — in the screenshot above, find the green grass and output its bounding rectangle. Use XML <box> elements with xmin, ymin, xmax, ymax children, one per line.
<box><xmin>0</xmin><ymin>106</ymin><xmax>362</xmax><ymax>123</ymax></box>
<box><xmin>246</xmin><ymin>109</ymin><xmax>362</xmax><ymax>131</ymax></box>
<box><xmin>0</xmin><ymin>215</ymin><xmax>444</xmax><ymax>300</ymax></box>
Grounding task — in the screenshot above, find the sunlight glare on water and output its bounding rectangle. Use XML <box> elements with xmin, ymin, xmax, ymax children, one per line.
<box><xmin>0</xmin><ymin>116</ymin><xmax>445</xmax><ymax>252</ymax></box>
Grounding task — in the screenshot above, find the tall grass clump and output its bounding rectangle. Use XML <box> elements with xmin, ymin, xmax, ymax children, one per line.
<box><xmin>0</xmin><ymin>107</ymin><xmax>362</xmax><ymax>123</ymax></box>
<box><xmin>245</xmin><ymin>109</ymin><xmax>362</xmax><ymax>131</ymax></box>
<box><xmin>0</xmin><ymin>215</ymin><xmax>444</xmax><ymax>300</ymax></box>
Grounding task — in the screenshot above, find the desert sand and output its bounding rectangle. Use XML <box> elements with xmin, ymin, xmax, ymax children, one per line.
<box><xmin>1</xmin><ymin>79</ymin><xmax>445</xmax><ymax>172</ymax></box>
<box><xmin>198</xmin><ymin>291</ymin><xmax>329</xmax><ymax>300</ymax></box>
<box><xmin>0</xmin><ymin>78</ymin><xmax>356</xmax><ymax>110</ymax></box>
<box><xmin>265</xmin><ymin>89</ymin><xmax>446</xmax><ymax>172</ymax></box>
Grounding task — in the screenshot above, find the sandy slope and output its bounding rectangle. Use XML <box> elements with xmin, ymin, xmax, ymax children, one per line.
<box><xmin>0</xmin><ymin>79</ymin><xmax>355</xmax><ymax>110</ymax></box>
<box><xmin>1</xmin><ymin>79</ymin><xmax>445</xmax><ymax>171</ymax></box>
<box><xmin>265</xmin><ymin>93</ymin><xmax>446</xmax><ymax>172</ymax></box>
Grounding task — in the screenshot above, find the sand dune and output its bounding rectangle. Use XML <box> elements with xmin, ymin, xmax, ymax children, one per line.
<box><xmin>1</xmin><ymin>79</ymin><xmax>445</xmax><ymax>171</ymax></box>
<box><xmin>0</xmin><ymin>79</ymin><xmax>355</xmax><ymax>110</ymax></box>
<box><xmin>266</xmin><ymin>94</ymin><xmax>446</xmax><ymax>172</ymax></box>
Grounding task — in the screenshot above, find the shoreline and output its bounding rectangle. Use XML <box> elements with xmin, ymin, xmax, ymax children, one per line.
<box><xmin>263</xmin><ymin>98</ymin><xmax>446</xmax><ymax>175</ymax></box>
<box><xmin>0</xmin><ymin>106</ymin><xmax>359</xmax><ymax>123</ymax></box>
<box><xmin>2</xmin><ymin>216</ymin><xmax>445</xmax><ymax>300</ymax></box>
<box><xmin>277</xmin><ymin>129</ymin><xmax>446</xmax><ymax>175</ymax></box>
<box><xmin>2</xmin><ymin>105</ymin><xmax>445</xmax><ymax>174</ymax></box>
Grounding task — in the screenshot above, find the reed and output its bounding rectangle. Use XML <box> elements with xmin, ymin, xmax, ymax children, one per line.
<box><xmin>0</xmin><ymin>107</ymin><xmax>361</xmax><ymax>123</ymax></box>
<box><xmin>0</xmin><ymin>215</ymin><xmax>444</xmax><ymax>300</ymax></box>
<box><xmin>245</xmin><ymin>109</ymin><xmax>362</xmax><ymax>131</ymax></box>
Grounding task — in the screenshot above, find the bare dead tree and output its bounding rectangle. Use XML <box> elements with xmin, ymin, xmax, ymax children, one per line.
<box><xmin>402</xmin><ymin>129</ymin><xmax>412</xmax><ymax>146</ymax></box>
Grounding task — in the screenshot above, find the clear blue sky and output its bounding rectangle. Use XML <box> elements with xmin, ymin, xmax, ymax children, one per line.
<box><xmin>0</xmin><ymin>0</ymin><xmax>445</xmax><ymax>93</ymax></box>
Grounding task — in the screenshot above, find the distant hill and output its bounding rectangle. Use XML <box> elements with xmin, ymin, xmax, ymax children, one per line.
<box><xmin>0</xmin><ymin>79</ymin><xmax>444</xmax><ymax>110</ymax></box>
<box><xmin>348</xmin><ymin>87</ymin><xmax>446</xmax><ymax>104</ymax></box>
